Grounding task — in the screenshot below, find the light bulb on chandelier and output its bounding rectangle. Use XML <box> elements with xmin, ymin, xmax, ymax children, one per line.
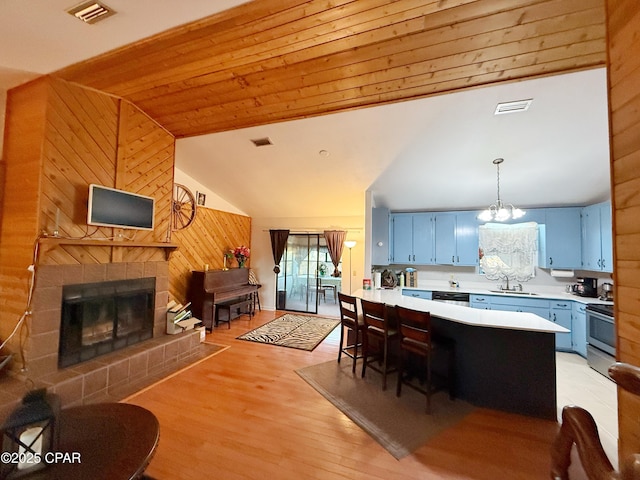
<box><xmin>478</xmin><ymin>158</ymin><xmax>525</xmax><ymax>222</ymax></box>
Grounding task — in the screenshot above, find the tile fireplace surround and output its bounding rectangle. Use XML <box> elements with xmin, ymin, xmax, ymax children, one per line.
<box><xmin>0</xmin><ymin>260</ymin><xmax>205</xmax><ymax>420</ymax></box>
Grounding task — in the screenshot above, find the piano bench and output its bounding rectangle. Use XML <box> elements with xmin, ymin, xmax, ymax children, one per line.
<box><xmin>215</xmin><ymin>298</ymin><xmax>253</xmax><ymax>329</ymax></box>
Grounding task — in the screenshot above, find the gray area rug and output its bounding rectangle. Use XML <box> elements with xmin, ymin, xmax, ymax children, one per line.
<box><xmin>237</xmin><ymin>314</ymin><xmax>340</xmax><ymax>351</ymax></box>
<box><xmin>296</xmin><ymin>360</ymin><xmax>476</xmax><ymax>459</ymax></box>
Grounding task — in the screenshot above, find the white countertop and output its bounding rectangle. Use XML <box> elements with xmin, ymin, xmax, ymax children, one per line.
<box><xmin>354</xmin><ymin>288</ymin><xmax>569</xmax><ymax>334</ymax></box>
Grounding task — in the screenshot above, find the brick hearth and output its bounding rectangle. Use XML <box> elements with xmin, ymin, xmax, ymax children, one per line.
<box><xmin>0</xmin><ymin>260</ymin><xmax>206</xmax><ymax>420</ymax></box>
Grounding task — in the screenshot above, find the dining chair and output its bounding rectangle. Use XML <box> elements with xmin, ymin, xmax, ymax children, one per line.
<box><xmin>360</xmin><ymin>298</ymin><xmax>399</xmax><ymax>390</ymax></box>
<box><xmin>394</xmin><ymin>304</ymin><xmax>455</xmax><ymax>413</ymax></box>
<box><xmin>551</xmin><ymin>362</ymin><xmax>640</xmax><ymax>480</ymax></box>
<box><xmin>337</xmin><ymin>293</ymin><xmax>366</xmax><ymax>373</ymax></box>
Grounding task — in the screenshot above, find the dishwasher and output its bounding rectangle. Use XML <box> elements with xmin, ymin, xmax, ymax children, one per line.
<box><xmin>431</xmin><ymin>291</ymin><xmax>470</xmax><ymax>307</ymax></box>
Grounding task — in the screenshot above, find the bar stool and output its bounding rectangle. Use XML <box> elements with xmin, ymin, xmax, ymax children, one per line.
<box><xmin>337</xmin><ymin>293</ymin><xmax>366</xmax><ymax>373</ymax></box>
<box><xmin>394</xmin><ymin>304</ymin><xmax>455</xmax><ymax>413</ymax></box>
<box><xmin>360</xmin><ymin>298</ymin><xmax>399</xmax><ymax>390</ymax></box>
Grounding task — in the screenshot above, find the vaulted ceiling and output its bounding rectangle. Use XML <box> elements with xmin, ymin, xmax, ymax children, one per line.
<box><xmin>2</xmin><ymin>0</ymin><xmax>609</xmax><ymax>218</ymax></box>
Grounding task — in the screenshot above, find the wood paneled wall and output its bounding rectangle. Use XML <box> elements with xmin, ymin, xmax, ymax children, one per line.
<box><xmin>169</xmin><ymin>207</ymin><xmax>251</xmax><ymax>303</ymax></box>
<box><xmin>606</xmin><ymin>0</ymin><xmax>640</xmax><ymax>464</ymax></box>
<box><xmin>0</xmin><ymin>77</ymin><xmax>176</xmax><ymax>352</ymax></box>
<box><xmin>0</xmin><ymin>78</ymin><xmax>49</xmax><ymax>342</ymax></box>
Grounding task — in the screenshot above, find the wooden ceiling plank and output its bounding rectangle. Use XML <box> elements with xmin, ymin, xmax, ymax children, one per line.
<box><xmin>129</xmin><ymin>0</ymin><xmax>595</xmax><ymax>127</ymax></box>
<box><xmin>57</xmin><ymin>0</ymin><xmax>358</xmax><ymax>91</ymax></box>
<box><xmin>141</xmin><ymin>7</ymin><xmax>603</xmax><ymax>120</ymax></box>
<box><xmin>52</xmin><ymin>0</ymin><xmax>605</xmax><ymax>139</ymax></box>
<box><xmin>156</xmin><ymin>22</ymin><xmax>604</xmax><ymax>130</ymax></box>
<box><xmin>88</xmin><ymin>0</ymin><xmax>470</xmax><ymax>98</ymax></box>
<box><xmin>165</xmin><ymin>39</ymin><xmax>604</xmax><ymax>136</ymax></box>
<box><xmin>115</xmin><ymin>0</ymin><xmax>588</xmax><ymax>100</ymax></box>
<box><xmin>56</xmin><ymin>0</ymin><xmax>318</xmax><ymax>85</ymax></box>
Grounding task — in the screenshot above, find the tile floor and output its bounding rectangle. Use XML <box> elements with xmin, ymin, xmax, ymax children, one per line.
<box><xmin>556</xmin><ymin>351</ymin><xmax>618</xmax><ymax>468</ymax></box>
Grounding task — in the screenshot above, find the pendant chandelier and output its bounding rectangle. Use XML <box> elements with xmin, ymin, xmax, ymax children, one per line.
<box><xmin>478</xmin><ymin>158</ymin><xmax>525</xmax><ymax>222</ymax></box>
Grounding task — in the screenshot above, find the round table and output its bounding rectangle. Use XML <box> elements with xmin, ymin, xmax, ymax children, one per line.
<box><xmin>20</xmin><ymin>403</ymin><xmax>159</xmax><ymax>480</ymax></box>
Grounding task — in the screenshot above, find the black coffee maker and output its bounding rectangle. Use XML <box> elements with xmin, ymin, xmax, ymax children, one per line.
<box><xmin>571</xmin><ymin>277</ymin><xmax>598</xmax><ymax>297</ymax></box>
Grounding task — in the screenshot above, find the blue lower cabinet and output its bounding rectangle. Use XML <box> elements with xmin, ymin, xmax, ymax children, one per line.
<box><xmin>402</xmin><ymin>289</ymin><xmax>432</xmax><ymax>300</ymax></box>
<box><xmin>470</xmin><ymin>295</ymin><xmax>491</xmax><ymax>309</ymax></box>
<box><xmin>550</xmin><ymin>301</ymin><xmax>572</xmax><ymax>351</ymax></box>
<box><xmin>571</xmin><ymin>303</ymin><xmax>587</xmax><ymax>357</ymax></box>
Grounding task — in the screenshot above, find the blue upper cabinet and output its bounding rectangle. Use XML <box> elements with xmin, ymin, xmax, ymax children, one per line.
<box><xmin>391</xmin><ymin>213</ymin><xmax>413</xmax><ymax>264</ymax></box>
<box><xmin>434</xmin><ymin>213</ymin><xmax>456</xmax><ymax>265</ymax></box>
<box><xmin>412</xmin><ymin>213</ymin><xmax>434</xmax><ymax>264</ymax></box>
<box><xmin>434</xmin><ymin>211</ymin><xmax>479</xmax><ymax>266</ymax></box>
<box><xmin>455</xmin><ymin>211</ymin><xmax>481</xmax><ymax>266</ymax></box>
<box><xmin>538</xmin><ymin>207</ymin><xmax>582</xmax><ymax>269</ymax></box>
<box><xmin>600</xmin><ymin>203</ymin><xmax>613</xmax><ymax>272</ymax></box>
<box><xmin>581</xmin><ymin>201</ymin><xmax>613</xmax><ymax>272</ymax></box>
<box><xmin>390</xmin><ymin>213</ymin><xmax>434</xmax><ymax>264</ymax></box>
<box><xmin>371</xmin><ymin>207</ymin><xmax>390</xmax><ymax>266</ymax></box>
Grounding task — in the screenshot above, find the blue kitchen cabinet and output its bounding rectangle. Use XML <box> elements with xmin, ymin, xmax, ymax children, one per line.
<box><xmin>600</xmin><ymin>203</ymin><xmax>613</xmax><ymax>272</ymax></box>
<box><xmin>455</xmin><ymin>211</ymin><xmax>480</xmax><ymax>266</ymax></box>
<box><xmin>470</xmin><ymin>294</ymin><xmax>491</xmax><ymax>309</ymax></box>
<box><xmin>371</xmin><ymin>207</ymin><xmax>390</xmax><ymax>266</ymax></box>
<box><xmin>539</xmin><ymin>207</ymin><xmax>582</xmax><ymax>269</ymax></box>
<box><xmin>434</xmin><ymin>211</ymin><xmax>479</xmax><ymax>266</ymax></box>
<box><xmin>572</xmin><ymin>302</ymin><xmax>587</xmax><ymax>357</ymax></box>
<box><xmin>434</xmin><ymin>213</ymin><xmax>456</xmax><ymax>265</ymax></box>
<box><xmin>412</xmin><ymin>213</ymin><xmax>434</xmax><ymax>264</ymax></box>
<box><xmin>581</xmin><ymin>201</ymin><xmax>613</xmax><ymax>272</ymax></box>
<box><xmin>390</xmin><ymin>213</ymin><xmax>433</xmax><ymax>264</ymax></box>
<box><xmin>402</xmin><ymin>289</ymin><xmax>432</xmax><ymax>300</ymax></box>
<box><xmin>490</xmin><ymin>296</ymin><xmax>551</xmax><ymax>319</ymax></box>
<box><xmin>550</xmin><ymin>301</ymin><xmax>573</xmax><ymax>351</ymax></box>
<box><xmin>391</xmin><ymin>213</ymin><xmax>413</xmax><ymax>264</ymax></box>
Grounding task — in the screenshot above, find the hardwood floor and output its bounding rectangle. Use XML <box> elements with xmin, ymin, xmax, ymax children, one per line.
<box><xmin>126</xmin><ymin>310</ymin><xmax>564</xmax><ymax>479</ymax></box>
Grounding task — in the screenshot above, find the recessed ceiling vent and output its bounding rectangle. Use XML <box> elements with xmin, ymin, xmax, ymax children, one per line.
<box><xmin>251</xmin><ymin>137</ymin><xmax>273</xmax><ymax>147</ymax></box>
<box><xmin>494</xmin><ymin>99</ymin><xmax>533</xmax><ymax>115</ymax></box>
<box><xmin>67</xmin><ymin>1</ymin><xmax>116</xmax><ymax>24</ymax></box>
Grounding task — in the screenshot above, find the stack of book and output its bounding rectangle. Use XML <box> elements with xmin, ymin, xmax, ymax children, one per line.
<box><xmin>166</xmin><ymin>301</ymin><xmax>202</xmax><ymax>334</ymax></box>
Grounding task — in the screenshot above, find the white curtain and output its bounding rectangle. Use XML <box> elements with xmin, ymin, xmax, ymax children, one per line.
<box><xmin>479</xmin><ymin>222</ymin><xmax>538</xmax><ymax>282</ymax></box>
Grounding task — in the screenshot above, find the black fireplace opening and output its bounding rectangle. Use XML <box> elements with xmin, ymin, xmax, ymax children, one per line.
<box><xmin>59</xmin><ymin>277</ymin><xmax>155</xmax><ymax>368</ymax></box>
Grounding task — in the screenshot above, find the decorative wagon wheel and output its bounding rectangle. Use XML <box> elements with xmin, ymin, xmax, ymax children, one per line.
<box><xmin>172</xmin><ymin>183</ymin><xmax>197</xmax><ymax>230</ymax></box>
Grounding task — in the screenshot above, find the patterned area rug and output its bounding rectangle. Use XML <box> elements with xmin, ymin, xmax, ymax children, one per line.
<box><xmin>237</xmin><ymin>314</ymin><xmax>340</xmax><ymax>351</ymax></box>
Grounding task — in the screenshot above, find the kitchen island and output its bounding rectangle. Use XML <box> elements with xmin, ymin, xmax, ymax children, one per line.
<box><xmin>354</xmin><ymin>288</ymin><xmax>569</xmax><ymax>420</ymax></box>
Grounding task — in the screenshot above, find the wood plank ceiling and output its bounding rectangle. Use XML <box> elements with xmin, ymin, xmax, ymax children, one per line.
<box><xmin>55</xmin><ymin>0</ymin><xmax>606</xmax><ymax>138</ymax></box>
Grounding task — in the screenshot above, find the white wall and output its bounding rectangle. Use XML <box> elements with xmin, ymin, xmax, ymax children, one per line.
<box><xmin>174</xmin><ymin>168</ymin><xmax>247</xmax><ymax>215</ymax></box>
<box><xmin>250</xmin><ymin>215</ymin><xmax>365</xmax><ymax>311</ymax></box>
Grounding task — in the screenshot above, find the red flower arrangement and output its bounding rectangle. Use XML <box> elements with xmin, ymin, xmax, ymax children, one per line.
<box><xmin>232</xmin><ymin>246</ymin><xmax>250</xmax><ymax>268</ymax></box>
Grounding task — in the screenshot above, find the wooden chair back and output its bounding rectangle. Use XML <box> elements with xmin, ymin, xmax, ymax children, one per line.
<box><xmin>360</xmin><ymin>299</ymin><xmax>389</xmax><ymax>333</ymax></box>
<box><xmin>395</xmin><ymin>305</ymin><xmax>432</xmax><ymax>348</ymax></box>
<box><xmin>551</xmin><ymin>362</ymin><xmax>640</xmax><ymax>480</ymax></box>
<box><xmin>338</xmin><ymin>292</ymin><xmax>358</xmax><ymax>326</ymax></box>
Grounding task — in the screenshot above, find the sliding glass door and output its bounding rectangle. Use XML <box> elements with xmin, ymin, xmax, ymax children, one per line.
<box><xmin>275</xmin><ymin>234</ymin><xmax>341</xmax><ymax>315</ymax></box>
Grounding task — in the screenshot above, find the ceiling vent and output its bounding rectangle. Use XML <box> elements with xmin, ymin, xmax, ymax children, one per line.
<box><xmin>67</xmin><ymin>1</ymin><xmax>116</xmax><ymax>24</ymax></box>
<box><xmin>251</xmin><ymin>137</ymin><xmax>273</xmax><ymax>147</ymax></box>
<box><xmin>494</xmin><ymin>99</ymin><xmax>533</xmax><ymax>115</ymax></box>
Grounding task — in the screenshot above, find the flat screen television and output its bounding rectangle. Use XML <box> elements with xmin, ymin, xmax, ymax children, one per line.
<box><xmin>87</xmin><ymin>184</ymin><xmax>155</xmax><ymax>231</ymax></box>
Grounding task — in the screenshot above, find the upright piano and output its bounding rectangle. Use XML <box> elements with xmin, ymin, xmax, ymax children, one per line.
<box><xmin>188</xmin><ymin>269</ymin><xmax>258</xmax><ymax>331</ymax></box>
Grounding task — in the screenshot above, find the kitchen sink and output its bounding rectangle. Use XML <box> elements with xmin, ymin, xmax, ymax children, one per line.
<box><xmin>489</xmin><ymin>290</ymin><xmax>538</xmax><ymax>296</ymax></box>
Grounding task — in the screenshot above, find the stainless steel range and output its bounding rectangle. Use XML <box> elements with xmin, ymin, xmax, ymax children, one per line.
<box><xmin>586</xmin><ymin>303</ymin><xmax>615</xmax><ymax>379</ymax></box>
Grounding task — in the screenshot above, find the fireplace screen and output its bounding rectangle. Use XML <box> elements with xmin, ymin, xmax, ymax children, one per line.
<box><xmin>59</xmin><ymin>277</ymin><xmax>155</xmax><ymax>368</ymax></box>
